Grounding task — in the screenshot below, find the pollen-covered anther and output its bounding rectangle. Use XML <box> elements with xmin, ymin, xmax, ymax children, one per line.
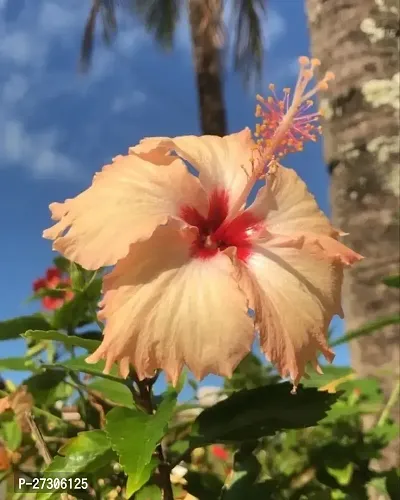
<box><xmin>253</xmin><ymin>55</ymin><xmax>335</xmax><ymax>166</ymax></box>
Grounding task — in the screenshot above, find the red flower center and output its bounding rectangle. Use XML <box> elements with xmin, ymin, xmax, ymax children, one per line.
<box><xmin>180</xmin><ymin>189</ymin><xmax>263</xmax><ymax>261</ymax></box>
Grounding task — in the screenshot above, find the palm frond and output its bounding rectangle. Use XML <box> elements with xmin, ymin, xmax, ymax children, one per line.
<box><xmin>100</xmin><ymin>0</ymin><xmax>118</xmax><ymax>45</ymax></box>
<box><xmin>230</xmin><ymin>0</ymin><xmax>266</xmax><ymax>86</ymax></box>
<box><xmin>130</xmin><ymin>0</ymin><xmax>182</xmax><ymax>49</ymax></box>
<box><xmin>80</xmin><ymin>0</ymin><xmax>119</xmax><ymax>72</ymax></box>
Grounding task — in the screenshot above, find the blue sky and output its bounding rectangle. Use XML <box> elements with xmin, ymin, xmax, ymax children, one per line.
<box><xmin>0</xmin><ymin>0</ymin><xmax>349</xmax><ymax>390</ymax></box>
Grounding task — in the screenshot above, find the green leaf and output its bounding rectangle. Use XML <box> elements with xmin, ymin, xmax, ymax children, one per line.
<box><xmin>105</xmin><ymin>391</ymin><xmax>177</xmax><ymax>495</ymax></box>
<box><xmin>320</xmin><ymin>402</ymin><xmax>362</xmax><ymax>423</ymax></box>
<box><xmin>383</xmin><ymin>275</ymin><xmax>400</xmax><ymax>288</ymax></box>
<box><xmin>368</xmin><ymin>422</ymin><xmax>400</xmax><ymax>446</ymax></box>
<box><xmin>84</xmin><ymin>276</ymin><xmax>102</xmax><ymax>300</ymax></box>
<box><xmin>126</xmin><ymin>458</ymin><xmax>159</xmax><ymax>497</ymax></box>
<box><xmin>0</xmin><ymin>417</ymin><xmax>22</xmax><ymax>451</ymax></box>
<box><xmin>317</xmin><ymin>377</ymin><xmax>384</xmax><ymax>424</ymax></box>
<box><xmin>326</xmin><ymin>463</ymin><xmax>354</xmax><ymax>486</ymax></box>
<box><xmin>220</xmin><ymin>447</ymin><xmax>261</xmax><ymax>499</ymax></box>
<box><xmin>222</xmin><ymin>479</ymin><xmax>279</xmax><ymax>500</ymax></box>
<box><xmin>340</xmin><ymin>377</ymin><xmax>384</xmax><ymax>404</ymax></box>
<box><xmin>0</xmin><ymin>470</ymin><xmax>11</xmax><ymax>483</ymax></box>
<box><xmin>0</xmin><ymin>314</ymin><xmax>52</xmax><ymax>341</ymax></box>
<box><xmin>23</xmin><ymin>330</ymin><xmax>100</xmax><ymax>352</ymax></box>
<box><xmin>0</xmin><ymin>357</ymin><xmax>37</xmax><ymax>371</ymax></box>
<box><xmin>189</xmin><ymin>382</ymin><xmax>339</xmax><ymax>446</ymax></box>
<box><xmin>53</xmin><ymin>255</ymin><xmax>70</xmax><ymax>272</ymax></box>
<box><xmin>37</xmin><ymin>430</ymin><xmax>116</xmax><ymax>500</ymax></box>
<box><xmin>136</xmin><ymin>484</ymin><xmax>162</xmax><ymax>500</ymax></box>
<box><xmin>88</xmin><ymin>378</ymin><xmax>134</xmax><ymax>407</ymax></box>
<box><xmin>58</xmin><ymin>429</ymin><xmax>111</xmax><ymax>460</ymax></box>
<box><xmin>69</xmin><ymin>262</ymin><xmax>86</xmax><ymax>291</ymax></box>
<box><xmin>52</xmin><ymin>291</ymin><xmax>90</xmax><ymax>330</ymax></box>
<box><xmin>34</xmin><ymin>287</ymin><xmax>67</xmax><ymax>299</ymax></box>
<box><xmin>184</xmin><ymin>471</ymin><xmax>224</xmax><ymax>500</ymax></box>
<box><xmin>302</xmin><ymin>366</ymin><xmax>353</xmax><ymax>390</ymax></box>
<box><xmin>49</xmin><ymin>355</ymin><xmax>122</xmax><ymax>382</ymax></box>
<box><xmin>386</xmin><ymin>468</ymin><xmax>400</xmax><ymax>500</ymax></box>
<box><xmin>24</xmin><ymin>370</ymin><xmax>68</xmax><ymax>406</ymax></box>
<box><xmin>225</xmin><ymin>353</ymin><xmax>280</xmax><ymax>391</ymax></box>
<box><xmin>331</xmin><ymin>315</ymin><xmax>400</xmax><ymax>347</ymax></box>
<box><xmin>79</xmin><ymin>330</ymin><xmax>102</xmax><ymax>342</ymax></box>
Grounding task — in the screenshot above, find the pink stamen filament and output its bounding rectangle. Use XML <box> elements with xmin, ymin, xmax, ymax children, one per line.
<box><xmin>227</xmin><ymin>56</ymin><xmax>334</xmax><ymax>221</ymax></box>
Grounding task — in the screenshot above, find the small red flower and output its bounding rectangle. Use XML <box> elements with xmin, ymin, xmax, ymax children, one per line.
<box><xmin>33</xmin><ymin>266</ymin><xmax>73</xmax><ymax>310</ymax></box>
<box><xmin>32</xmin><ymin>278</ymin><xmax>47</xmax><ymax>292</ymax></box>
<box><xmin>211</xmin><ymin>445</ymin><xmax>229</xmax><ymax>461</ymax></box>
<box><xmin>46</xmin><ymin>267</ymin><xmax>62</xmax><ymax>283</ymax></box>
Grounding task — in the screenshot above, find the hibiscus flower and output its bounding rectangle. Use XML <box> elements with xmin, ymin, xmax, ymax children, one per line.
<box><xmin>43</xmin><ymin>57</ymin><xmax>362</xmax><ymax>389</ymax></box>
<box><xmin>33</xmin><ymin>267</ymin><xmax>74</xmax><ymax>310</ymax></box>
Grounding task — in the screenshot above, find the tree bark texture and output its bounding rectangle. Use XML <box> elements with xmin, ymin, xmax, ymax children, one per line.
<box><xmin>306</xmin><ymin>0</ymin><xmax>400</xmax><ymax>470</ymax></box>
<box><xmin>188</xmin><ymin>0</ymin><xmax>227</xmax><ymax>136</ymax></box>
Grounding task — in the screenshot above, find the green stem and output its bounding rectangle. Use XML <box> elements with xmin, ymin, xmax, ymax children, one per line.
<box><xmin>90</xmin><ymin>303</ymin><xmax>104</xmax><ymax>332</ymax></box>
<box><xmin>67</xmin><ymin>372</ymin><xmax>89</xmax><ymax>430</ymax></box>
<box><xmin>137</xmin><ymin>378</ymin><xmax>174</xmax><ymax>500</ymax></box>
<box><xmin>377</xmin><ymin>379</ymin><xmax>400</xmax><ymax>427</ymax></box>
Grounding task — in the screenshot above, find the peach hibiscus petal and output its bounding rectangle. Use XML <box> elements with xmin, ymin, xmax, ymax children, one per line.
<box><xmin>262</xmin><ymin>231</ymin><xmax>363</xmax><ymax>268</ymax></box>
<box><xmin>86</xmin><ymin>226</ymin><xmax>254</xmax><ymax>384</ymax></box>
<box><xmin>236</xmin><ymin>240</ymin><xmax>343</xmax><ymax>386</ymax></box>
<box><xmin>299</xmin><ymin>233</ymin><xmax>363</xmax><ymax>267</ymax></box>
<box><xmin>131</xmin><ymin>128</ymin><xmax>255</xmax><ymax>208</ymax></box>
<box><xmin>43</xmin><ymin>154</ymin><xmax>207</xmax><ymax>270</ymax></box>
<box><xmin>250</xmin><ymin>166</ymin><xmax>336</xmax><ymax>237</ymax></box>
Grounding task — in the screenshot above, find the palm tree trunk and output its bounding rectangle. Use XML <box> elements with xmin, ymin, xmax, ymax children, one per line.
<box><xmin>306</xmin><ymin>0</ymin><xmax>400</xmax><ymax>469</ymax></box>
<box><xmin>188</xmin><ymin>0</ymin><xmax>227</xmax><ymax>136</ymax></box>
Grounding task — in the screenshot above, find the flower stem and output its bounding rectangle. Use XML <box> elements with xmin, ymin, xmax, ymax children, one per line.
<box><xmin>25</xmin><ymin>411</ymin><xmax>52</xmax><ymax>465</ymax></box>
<box><xmin>377</xmin><ymin>379</ymin><xmax>400</xmax><ymax>427</ymax></box>
<box><xmin>136</xmin><ymin>378</ymin><xmax>174</xmax><ymax>500</ymax></box>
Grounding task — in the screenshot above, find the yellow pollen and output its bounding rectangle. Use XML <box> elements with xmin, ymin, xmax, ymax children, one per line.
<box><xmin>317</xmin><ymin>81</ymin><xmax>329</xmax><ymax>91</ymax></box>
<box><xmin>298</xmin><ymin>56</ymin><xmax>310</xmax><ymax>65</ymax></box>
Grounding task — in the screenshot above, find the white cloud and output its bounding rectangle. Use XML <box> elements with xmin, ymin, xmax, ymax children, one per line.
<box><xmin>38</xmin><ymin>2</ymin><xmax>80</xmax><ymax>35</ymax></box>
<box><xmin>112</xmin><ymin>90</ymin><xmax>147</xmax><ymax>113</ymax></box>
<box><xmin>0</xmin><ymin>119</ymin><xmax>77</xmax><ymax>179</ymax></box>
<box><xmin>264</xmin><ymin>9</ymin><xmax>287</xmax><ymax>48</ymax></box>
<box><xmin>0</xmin><ymin>0</ymin><xmax>289</xmax><ymax>180</ymax></box>
<box><xmin>0</xmin><ymin>32</ymin><xmax>39</xmax><ymax>66</ymax></box>
<box><xmin>1</xmin><ymin>73</ymin><xmax>29</xmax><ymax>104</ymax></box>
<box><xmin>0</xmin><ymin>0</ymin><xmax>147</xmax><ymax>179</ymax></box>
